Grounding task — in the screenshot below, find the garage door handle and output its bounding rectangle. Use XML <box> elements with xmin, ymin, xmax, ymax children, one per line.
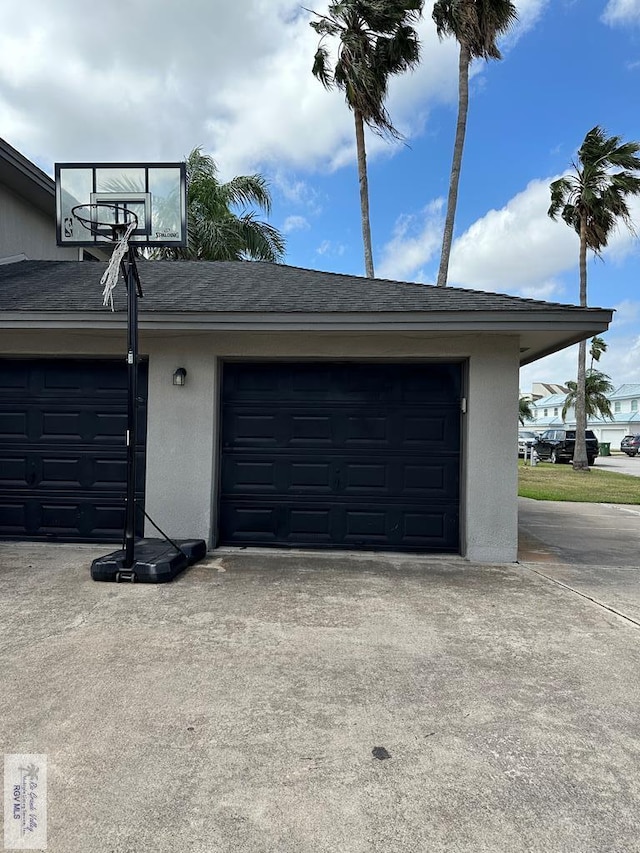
<box><xmin>27</xmin><ymin>467</ymin><xmax>37</xmax><ymax>487</ymax></box>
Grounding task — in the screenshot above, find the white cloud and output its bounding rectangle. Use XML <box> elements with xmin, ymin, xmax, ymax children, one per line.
<box><xmin>377</xmin><ymin>199</ymin><xmax>443</xmax><ymax>281</ymax></box>
<box><xmin>282</xmin><ymin>215</ymin><xmax>310</xmax><ymax>233</ymax></box>
<box><xmin>448</xmin><ymin>178</ymin><xmax>640</xmax><ymax>294</ymax></box>
<box><xmin>316</xmin><ymin>240</ymin><xmax>345</xmax><ymax>257</ymax></box>
<box><xmin>520</xmin><ymin>346</ymin><xmax>579</xmax><ymax>394</ymax></box>
<box><xmin>602</xmin><ymin>0</ymin><xmax>640</xmax><ymax>26</ymax></box>
<box><xmin>502</xmin><ymin>0</ymin><xmax>551</xmax><ymax>48</ymax></box>
<box><xmin>0</xmin><ymin>0</ymin><xmax>551</xmax><ymax>180</ymax></box>
<box><xmin>615</xmin><ymin>332</ymin><xmax>640</xmax><ymax>382</ymax></box>
<box><xmin>448</xmin><ymin>177</ymin><xmax>577</xmax><ymax>291</ymax></box>
<box><xmin>512</xmin><ymin>279</ymin><xmax>566</xmax><ymax>301</ymax></box>
<box><xmin>376</xmin><ymin>165</ymin><xmax>640</xmax><ymax>298</ymax></box>
<box><xmin>611</xmin><ymin>299</ymin><xmax>640</xmax><ymax>326</ymax></box>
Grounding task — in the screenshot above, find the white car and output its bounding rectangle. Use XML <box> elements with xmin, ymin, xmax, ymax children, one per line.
<box><xmin>518</xmin><ymin>431</ymin><xmax>538</xmax><ymax>457</ymax></box>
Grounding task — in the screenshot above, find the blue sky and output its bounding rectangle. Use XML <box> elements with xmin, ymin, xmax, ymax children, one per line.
<box><xmin>1</xmin><ymin>0</ymin><xmax>639</xmax><ymax>391</ymax></box>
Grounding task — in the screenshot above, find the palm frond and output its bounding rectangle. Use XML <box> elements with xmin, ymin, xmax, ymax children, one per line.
<box><xmin>432</xmin><ymin>0</ymin><xmax>517</xmax><ymax>60</ymax></box>
<box><xmin>548</xmin><ymin>177</ymin><xmax>575</xmax><ymax>220</ymax></box>
<box><xmin>312</xmin><ymin>46</ymin><xmax>334</xmax><ymax>88</ymax></box>
<box><xmin>153</xmin><ymin>147</ymin><xmax>285</xmax><ymax>263</ymax></box>
<box><xmin>562</xmin><ymin>370</ymin><xmax>616</xmax><ymax>421</ymax></box>
<box><xmin>549</xmin><ymin>126</ymin><xmax>640</xmax><ymax>257</ymax></box>
<box><xmin>219</xmin><ymin>175</ymin><xmax>273</xmax><ymax>214</ymax></box>
<box><xmin>308</xmin><ymin>0</ymin><xmax>424</xmax><ymax>139</ymax></box>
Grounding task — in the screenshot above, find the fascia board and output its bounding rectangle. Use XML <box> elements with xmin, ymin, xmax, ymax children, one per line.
<box><xmin>0</xmin><ymin>308</ymin><xmax>613</xmax><ymax>332</ymax></box>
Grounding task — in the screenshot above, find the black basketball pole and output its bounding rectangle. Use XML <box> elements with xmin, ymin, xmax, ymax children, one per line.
<box><xmin>80</xmin><ymin>190</ymin><xmax>207</xmax><ymax>583</ymax></box>
<box><xmin>123</xmin><ymin>246</ymin><xmax>140</xmax><ymax>569</ymax></box>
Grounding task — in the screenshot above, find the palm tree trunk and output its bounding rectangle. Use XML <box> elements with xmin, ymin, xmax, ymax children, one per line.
<box><xmin>354</xmin><ymin>109</ymin><xmax>375</xmax><ymax>278</ymax></box>
<box><xmin>573</xmin><ymin>218</ymin><xmax>589</xmax><ymax>471</ymax></box>
<box><xmin>437</xmin><ymin>43</ymin><xmax>470</xmax><ymax>288</ymax></box>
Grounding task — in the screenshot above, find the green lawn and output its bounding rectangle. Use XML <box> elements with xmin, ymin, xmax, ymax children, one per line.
<box><xmin>518</xmin><ymin>459</ymin><xmax>640</xmax><ymax>504</ymax></box>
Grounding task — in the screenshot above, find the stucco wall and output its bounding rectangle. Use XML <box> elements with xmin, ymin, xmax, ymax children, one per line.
<box><xmin>0</xmin><ymin>329</ymin><xmax>521</xmax><ymax>562</ymax></box>
<box><xmin>144</xmin><ymin>340</ymin><xmax>218</xmax><ymax>550</ymax></box>
<box><xmin>0</xmin><ymin>185</ymin><xmax>78</xmax><ymax>260</ymax></box>
<box><xmin>465</xmin><ymin>342</ymin><xmax>520</xmax><ymax>562</ymax></box>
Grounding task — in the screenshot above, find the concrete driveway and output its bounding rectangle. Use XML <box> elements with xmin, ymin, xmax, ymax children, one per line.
<box><xmin>589</xmin><ymin>453</ymin><xmax>640</xmax><ymax>477</ymax></box>
<box><xmin>518</xmin><ymin>497</ymin><xmax>640</xmax><ymax>623</ymax></box>
<box><xmin>2</xmin><ymin>540</ymin><xmax>640</xmax><ymax>852</ymax></box>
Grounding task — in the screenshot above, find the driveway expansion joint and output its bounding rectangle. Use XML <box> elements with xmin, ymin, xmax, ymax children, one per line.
<box><xmin>522</xmin><ymin>564</ymin><xmax>640</xmax><ymax>630</ymax></box>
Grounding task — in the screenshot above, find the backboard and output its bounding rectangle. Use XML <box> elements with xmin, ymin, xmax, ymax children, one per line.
<box><xmin>55</xmin><ymin>162</ymin><xmax>187</xmax><ymax>247</ymax></box>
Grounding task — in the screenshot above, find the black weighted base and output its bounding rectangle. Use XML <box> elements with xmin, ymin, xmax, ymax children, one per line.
<box><xmin>91</xmin><ymin>538</ymin><xmax>207</xmax><ymax>583</ymax></box>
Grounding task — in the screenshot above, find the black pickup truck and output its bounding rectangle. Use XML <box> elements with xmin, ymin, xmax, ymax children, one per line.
<box><xmin>534</xmin><ymin>429</ymin><xmax>599</xmax><ymax>465</ymax></box>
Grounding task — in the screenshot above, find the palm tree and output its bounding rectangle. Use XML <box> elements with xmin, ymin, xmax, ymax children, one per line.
<box><xmin>519</xmin><ymin>395</ymin><xmax>534</xmax><ymax>426</ymax></box>
<box><xmin>561</xmin><ymin>370</ymin><xmax>615</xmax><ymax>423</ymax></box>
<box><xmin>433</xmin><ymin>0</ymin><xmax>518</xmax><ymax>287</ymax></box>
<box><xmin>309</xmin><ymin>0</ymin><xmax>424</xmax><ymax>278</ymax></box>
<box><xmin>589</xmin><ymin>335</ymin><xmax>607</xmax><ymax>371</ymax></box>
<box><xmin>549</xmin><ymin>126</ymin><xmax>640</xmax><ymax>470</ymax></box>
<box><xmin>157</xmin><ymin>148</ymin><xmax>286</xmax><ymax>262</ymax></box>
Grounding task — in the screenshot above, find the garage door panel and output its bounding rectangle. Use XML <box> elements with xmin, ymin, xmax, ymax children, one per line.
<box><xmin>0</xmin><ymin>502</ymin><xmax>26</xmax><ymax>534</ymax></box>
<box><xmin>223</xmin><ymin>406</ymin><xmax>459</xmax><ymax>453</ymax></box>
<box><xmin>291</xmin><ymin>415</ymin><xmax>333</xmax><ymax>442</ymax></box>
<box><xmin>0</xmin><ymin>495</ymin><xmax>128</xmax><ymax>539</ymax></box>
<box><xmin>0</xmin><ymin>451</ymin><xmax>144</xmax><ymax>491</ymax></box>
<box><xmin>226</xmin><ymin>505</ymin><xmax>280</xmax><ymax>541</ymax></box>
<box><xmin>220</xmin><ymin>363</ymin><xmax>461</xmax><ymax>552</ymax></box>
<box><xmin>220</xmin><ymin>362</ymin><xmax>461</xmax><ymax>552</ymax></box>
<box><xmin>0</xmin><ymin>457</ymin><xmax>27</xmax><ymax>485</ymax></box>
<box><xmin>0</xmin><ymin>359</ymin><xmax>147</xmax><ymax>542</ymax></box>
<box><xmin>224</xmin><ymin>412</ymin><xmax>278</xmax><ymax>445</ymax></box>
<box><xmin>38</xmin><ymin>501</ymin><xmax>124</xmax><ymax>539</ymax></box>
<box><xmin>222</xmin><ymin>454</ymin><xmax>458</xmax><ymax>500</ymax></box>
<box><xmin>0</xmin><ymin>407</ymin><xmax>139</xmax><ymax>446</ymax></box>
<box><xmin>345</xmin><ymin>415</ymin><xmax>388</xmax><ymax>443</ymax></box>
<box><xmin>291</xmin><ymin>461</ymin><xmax>333</xmax><ymax>489</ymax></box>
<box><xmin>38</xmin><ymin>363</ymin><xmax>129</xmax><ymax>397</ymax></box>
<box><xmin>0</xmin><ymin>411</ymin><xmax>28</xmax><ymax>438</ymax></box>
<box><xmin>220</xmin><ymin>498</ymin><xmax>458</xmax><ymax>550</ymax></box>
<box><xmin>225</xmin><ymin>363</ymin><xmax>462</xmax><ymax>402</ymax></box>
<box><xmin>402</xmin><ymin>413</ymin><xmax>450</xmax><ymax>444</ymax></box>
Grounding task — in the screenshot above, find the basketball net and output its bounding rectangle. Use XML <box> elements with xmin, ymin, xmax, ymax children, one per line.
<box><xmin>101</xmin><ymin>218</ymin><xmax>137</xmax><ymax>310</ymax></box>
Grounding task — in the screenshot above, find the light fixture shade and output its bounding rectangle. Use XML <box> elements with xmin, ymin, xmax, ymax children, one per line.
<box><xmin>173</xmin><ymin>367</ymin><xmax>187</xmax><ymax>386</ymax></box>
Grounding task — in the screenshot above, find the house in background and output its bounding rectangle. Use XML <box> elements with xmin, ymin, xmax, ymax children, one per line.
<box><xmin>522</xmin><ymin>384</ymin><xmax>640</xmax><ymax>445</ymax></box>
<box><xmin>531</xmin><ymin>382</ymin><xmax>569</xmax><ymax>400</ymax></box>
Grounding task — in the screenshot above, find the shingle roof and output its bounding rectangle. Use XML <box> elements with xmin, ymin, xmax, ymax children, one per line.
<box><xmin>0</xmin><ymin>259</ymin><xmax>609</xmax><ymax>315</ymax></box>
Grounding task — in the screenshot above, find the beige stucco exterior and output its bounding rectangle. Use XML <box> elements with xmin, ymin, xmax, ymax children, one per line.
<box><xmin>0</xmin><ymin>328</ymin><xmax>520</xmax><ymax>563</ymax></box>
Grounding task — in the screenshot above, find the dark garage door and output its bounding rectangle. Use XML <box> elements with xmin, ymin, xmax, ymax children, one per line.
<box><xmin>0</xmin><ymin>359</ymin><xmax>147</xmax><ymax>542</ymax></box>
<box><xmin>220</xmin><ymin>362</ymin><xmax>461</xmax><ymax>552</ymax></box>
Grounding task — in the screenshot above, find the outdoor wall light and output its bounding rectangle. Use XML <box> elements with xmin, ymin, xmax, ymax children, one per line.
<box><xmin>172</xmin><ymin>367</ymin><xmax>187</xmax><ymax>387</ymax></box>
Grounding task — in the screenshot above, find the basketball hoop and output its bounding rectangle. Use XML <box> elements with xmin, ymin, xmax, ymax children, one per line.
<box><xmin>72</xmin><ymin>203</ymin><xmax>139</xmax><ymax>310</ymax></box>
<box><xmin>54</xmin><ymin>164</ymin><xmax>204</xmax><ymax>582</ymax></box>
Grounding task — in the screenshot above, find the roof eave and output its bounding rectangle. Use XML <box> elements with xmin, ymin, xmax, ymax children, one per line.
<box><xmin>0</xmin><ymin>308</ymin><xmax>613</xmax><ymax>365</ymax></box>
<box><xmin>0</xmin><ymin>139</ymin><xmax>55</xmax><ymax>215</ymax></box>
